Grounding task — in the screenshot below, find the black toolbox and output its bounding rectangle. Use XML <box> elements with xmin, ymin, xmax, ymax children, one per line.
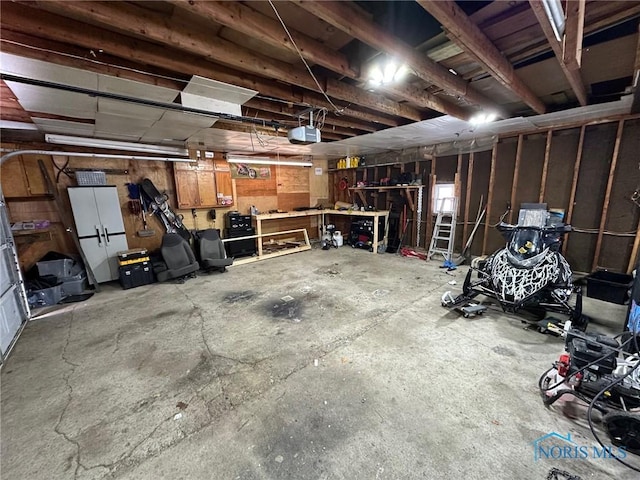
<box><xmin>119</xmin><ymin>261</ymin><xmax>154</xmax><ymax>289</ymax></box>
<box><xmin>586</xmin><ymin>270</ymin><xmax>633</xmax><ymax>305</ymax></box>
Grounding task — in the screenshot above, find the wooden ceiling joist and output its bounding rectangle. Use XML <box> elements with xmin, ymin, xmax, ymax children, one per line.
<box><xmin>293</xmin><ymin>0</ymin><xmax>503</xmax><ymax>114</ymax></box>
<box><xmin>33</xmin><ymin>1</ymin><xmax>423</xmax><ymax>122</ymax></box>
<box><xmin>562</xmin><ymin>0</ymin><xmax>585</xmax><ymax>70</ymax></box>
<box><xmin>1</xmin><ymin>5</ymin><xmax>399</xmax><ymax>127</ymax></box>
<box><xmin>417</xmin><ymin>0</ymin><xmax>546</xmax><ymax>114</ymax></box>
<box><xmin>528</xmin><ymin>0</ymin><xmax>588</xmax><ymax>106</ymax></box>
<box><xmin>243</xmin><ymin>98</ymin><xmax>379</xmax><ymax>133</ymax></box>
<box><xmin>168</xmin><ymin>0</ymin><xmax>358</xmax><ymax>79</ymax></box>
<box><xmin>631</xmin><ymin>21</ymin><xmax>640</xmax><ymax>114</ymax></box>
<box><xmin>170</xmin><ymin>0</ymin><xmax>468</xmax><ymax>119</ymax></box>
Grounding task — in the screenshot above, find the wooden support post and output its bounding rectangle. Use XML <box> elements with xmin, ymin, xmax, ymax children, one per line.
<box><xmin>482</xmin><ymin>145</ymin><xmax>497</xmax><ymax>255</ymax></box>
<box><xmin>563</xmin><ymin>125</ymin><xmax>586</xmax><ymax>256</ymax></box>
<box><xmin>426</xmin><ymin>159</ymin><xmax>437</xmax><ymax>245</ymax></box>
<box><xmin>455</xmin><ymin>153</ymin><xmax>463</xmax><ymax>220</ymax></box>
<box><xmin>462</xmin><ymin>152</ymin><xmax>474</xmax><ymax>247</ymax></box>
<box><xmin>592</xmin><ymin>119</ymin><xmax>625</xmax><ymax>271</ymax></box>
<box><xmin>508</xmin><ymin>134</ymin><xmax>523</xmax><ymax>224</ymax></box>
<box><xmin>539</xmin><ymin>130</ymin><xmax>553</xmax><ymax>203</ymax></box>
<box><xmin>629</xmin><ymin>222</ymin><xmax>640</xmax><ymax>274</ymax></box>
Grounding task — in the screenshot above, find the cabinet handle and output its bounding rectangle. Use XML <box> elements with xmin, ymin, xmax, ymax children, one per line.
<box><xmin>104</xmin><ymin>227</ymin><xmax>110</xmax><ymax>245</ymax></box>
<box><xmin>96</xmin><ymin>227</ymin><xmax>102</xmax><ymax>245</ymax></box>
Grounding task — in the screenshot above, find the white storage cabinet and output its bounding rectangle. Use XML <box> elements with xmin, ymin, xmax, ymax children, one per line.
<box><xmin>68</xmin><ymin>186</ymin><xmax>128</xmax><ymax>283</ymax></box>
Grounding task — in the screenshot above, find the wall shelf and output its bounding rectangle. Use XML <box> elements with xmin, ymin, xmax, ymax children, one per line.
<box><xmin>349</xmin><ymin>185</ymin><xmax>423</xmax><ymax>212</ymax></box>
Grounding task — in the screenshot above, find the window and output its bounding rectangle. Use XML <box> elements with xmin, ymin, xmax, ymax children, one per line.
<box><xmin>432</xmin><ymin>183</ymin><xmax>456</xmax><ymax>213</ymax></box>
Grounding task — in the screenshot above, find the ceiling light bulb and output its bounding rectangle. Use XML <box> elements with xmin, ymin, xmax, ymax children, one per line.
<box><xmin>383</xmin><ymin>62</ymin><xmax>397</xmax><ymax>84</ymax></box>
<box><xmin>369</xmin><ymin>66</ymin><xmax>383</xmax><ymax>84</ymax></box>
<box><xmin>393</xmin><ymin>65</ymin><xmax>409</xmax><ymax>82</ymax></box>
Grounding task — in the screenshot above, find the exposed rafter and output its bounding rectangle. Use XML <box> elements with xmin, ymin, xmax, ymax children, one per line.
<box><xmin>529</xmin><ymin>0</ymin><xmax>588</xmax><ymax>106</ymax></box>
<box><xmin>562</xmin><ymin>0</ymin><xmax>585</xmax><ymax>70</ymax></box>
<box><xmin>293</xmin><ymin>0</ymin><xmax>504</xmax><ymax>115</ymax></box>
<box><xmin>416</xmin><ymin>0</ymin><xmax>546</xmax><ymax>114</ymax></box>
<box><xmin>631</xmin><ymin>21</ymin><xmax>640</xmax><ymax>114</ymax></box>
<box><xmin>169</xmin><ymin>0</ymin><xmax>469</xmax><ymax>119</ymax></box>
<box><xmin>0</xmin><ymin>5</ymin><xmax>399</xmax><ymax>127</ymax></box>
<box><xmin>33</xmin><ymin>1</ymin><xmax>423</xmax><ymax>122</ymax></box>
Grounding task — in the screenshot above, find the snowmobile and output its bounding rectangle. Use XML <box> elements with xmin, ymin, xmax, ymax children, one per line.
<box><xmin>539</xmin><ymin>328</ymin><xmax>640</xmax><ymax>470</ymax></box>
<box><xmin>442</xmin><ymin>220</ymin><xmax>587</xmax><ymax>330</ymax></box>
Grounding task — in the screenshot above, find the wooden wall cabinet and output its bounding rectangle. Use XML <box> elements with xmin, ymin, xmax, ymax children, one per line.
<box><xmin>174</xmin><ymin>158</ymin><xmax>217</xmax><ymax>208</ymax></box>
<box><xmin>174</xmin><ymin>158</ymin><xmax>234</xmax><ymax>208</ymax></box>
<box><xmin>214</xmin><ymin>160</ymin><xmax>233</xmax><ymax>206</ymax></box>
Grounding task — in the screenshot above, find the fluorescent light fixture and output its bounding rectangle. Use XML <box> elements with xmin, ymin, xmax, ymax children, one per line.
<box><xmin>45</xmin><ymin>134</ymin><xmax>189</xmax><ymax>156</ymax></box>
<box><xmin>226</xmin><ymin>155</ymin><xmax>312</xmax><ymax>167</ymax></box>
<box><xmin>541</xmin><ymin>0</ymin><xmax>565</xmax><ymax>42</ymax></box>
<box><xmin>0</xmin><ymin>120</ymin><xmax>39</xmax><ymax>130</ymax></box>
<box><xmin>0</xmin><ymin>149</ymin><xmax>194</xmax><ymax>163</ymax></box>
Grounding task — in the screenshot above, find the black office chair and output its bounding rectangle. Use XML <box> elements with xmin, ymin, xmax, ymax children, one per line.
<box><xmin>197</xmin><ymin>229</ymin><xmax>234</xmax><ymax>273</ymax></box>
<box><xmin>154</xmin><ymin>233</ymin><xmax>200</xmax><ymax>282</ymax></box>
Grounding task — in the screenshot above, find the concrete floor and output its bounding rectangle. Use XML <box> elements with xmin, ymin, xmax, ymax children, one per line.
<box><xmin>1</xmin><ymin>246</ymin><xmax>636</xmax><ymax>480</ymax></box>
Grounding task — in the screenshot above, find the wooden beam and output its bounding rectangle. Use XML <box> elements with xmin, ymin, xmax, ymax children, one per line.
<box><xmin>562</xmin><ymin>125</ymin><xmax>586</xmax><ymax>256</ymax></box>
<box><xmin>417</xmin><ymin>0</ymin><xmax>545</xmax><ymax>114</ymax></box>
<box><xmin>169</xmin><ymin>0</ymin><xmax>358</xmax><ymax>79</ymax></box>
<box><xmin>32</xmin><ymin>1</ymin><xmax>423</xmax><ymax>122</ymax></box>
<box><xmin>629</xmin><ymin>223</ymin><xmax>640</xmax><ymax>274</ymax></box>
<box><xmin>592</xmin><ymin>119</ymin><xmax>625</xmax><ymax>271</ymax></box>
<box><xmin>508</xmin><ymin>134</ymin><xmax>523</xmax><ymax>224</ymax></box>
<box><xmin>562</xmin><ymin>0</ymin><xmax>585</xmax><ymax>70</ymax></box>
<box><xmin>170</xmin><ymin>0</ymin><xmax>468</xmax><ymax>119</ymax></box>
<box><xmin>495</xmin><ymin>113</ymin><xmax>640</xmax><ymax>141</ymax></box>
<box><xmin>293</xmin><ymin>0</ymin><xmax>503</xmax><ymax>114</ymax></box>
<box><xmin>381</xmin><ymin>83</ymin><xmax>469</xmax><ymax>119</ymax></box>
<box><xmin>632</xmin><ymin>22</ymin><xmax>640</xmax><ymax>114</ymax></box>
<box><xmin>427</xmin><ymin>159</ymin><xmax>437</xmax><ymax>245</ymax></box>
<box><xmin>539</xmin><ymin>130</ymin><xmax>553</xmax><ymax>203</ymax></box>
<box><xmin>1</xmin><ymin>6</ymin><xmax>399</xmax><ymax>127</ymax></box>
<box><xmin>244</xmin><ymin>98</ymin><xmax>379</xmax><ymax>132</ymax></box>
<box><xmin>482</xmin><ymin>145</ymin><xmax>497</xmax><ymax>255</ymax></box>
<box><xmin>462</xmin><ymin>3</ymin><xmax>640</xmax><ymax>83</ymax></box>
<box><xmin>529</xmin><ymin>0</ymin><xmax>588</xmax><ymax>106</ymax></box>
<box><xmin>462</xmin><ymin>153</ymin><xmax>474</xmax><ymax>248</ymax></box>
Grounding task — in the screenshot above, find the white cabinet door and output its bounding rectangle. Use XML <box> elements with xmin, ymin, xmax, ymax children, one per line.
<box><xmin>93</xmin><ymin>187</ymin><xmax>126</xmax><ymax>235</ymax></box>
<box><xmin>79</xmin><ymin>238</ymin><xmax>111</xmax><ymax>283</ymax></box>
<box><xmin>104</xmin><ymin>234</ymin><xmax>129</xmax><ymax>280</ymax></box>
<box><xmin>69</xmin><ymin>186</ymin><xmax>128</xmax><ymax>283</ymax></box>
<box><xmin>68</xmin><ymin>187</ymin><xmax>101</xmax><ymax>238</ymax></box>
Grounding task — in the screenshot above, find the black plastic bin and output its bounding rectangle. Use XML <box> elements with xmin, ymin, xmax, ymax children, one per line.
<box><xmin>586</xmin><ymin>270</ymin><xmax>633</xmax><ymax>305</ymax></box>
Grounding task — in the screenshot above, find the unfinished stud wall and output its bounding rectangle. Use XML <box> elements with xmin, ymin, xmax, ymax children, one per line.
<box><xmin>328</xmin><ymin>115</ymin><xmax>640</xmax><ymax>273</ymax></box>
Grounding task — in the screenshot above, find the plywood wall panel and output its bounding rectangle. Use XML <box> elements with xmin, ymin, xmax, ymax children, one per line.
<box><xmin>236</xmin><ymin>169</ymin><xmax>277</xmax><ymax>197</ymax></box>
<box><xmin>309</xmin><ymin>159</ymin><xmax>328</xmax><ymax>207</ymax></box>
<box><xmin>277</xmin><ymin>192</ymin><xmax>311</xmax><ymax>212</ymax></box>
<box><xmin>276</xmin><ymin>166</ymin><xmax>310</xmax><ymax>193</ymax></box>
<box><xmin>4</xmin><ymin>148</ymin><xmax>321</xmax><ymax>270</ymax></box>
<box><xmin>236</xmin><ymin>195</ymin><xmax>278</xmax><ymax>217</ymax></box>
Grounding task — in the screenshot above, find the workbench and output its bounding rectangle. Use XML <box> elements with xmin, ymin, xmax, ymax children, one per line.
<box><xmin>253</xmin><ymin>209</ymin><xmax>389</xmax><ymax>257</ymax></box>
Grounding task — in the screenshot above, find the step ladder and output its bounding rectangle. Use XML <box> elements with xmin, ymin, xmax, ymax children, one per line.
<box><xmin>428</xmin><ymin>197</ymin><xmax>458</xmax><ymax>261</ymax></box>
